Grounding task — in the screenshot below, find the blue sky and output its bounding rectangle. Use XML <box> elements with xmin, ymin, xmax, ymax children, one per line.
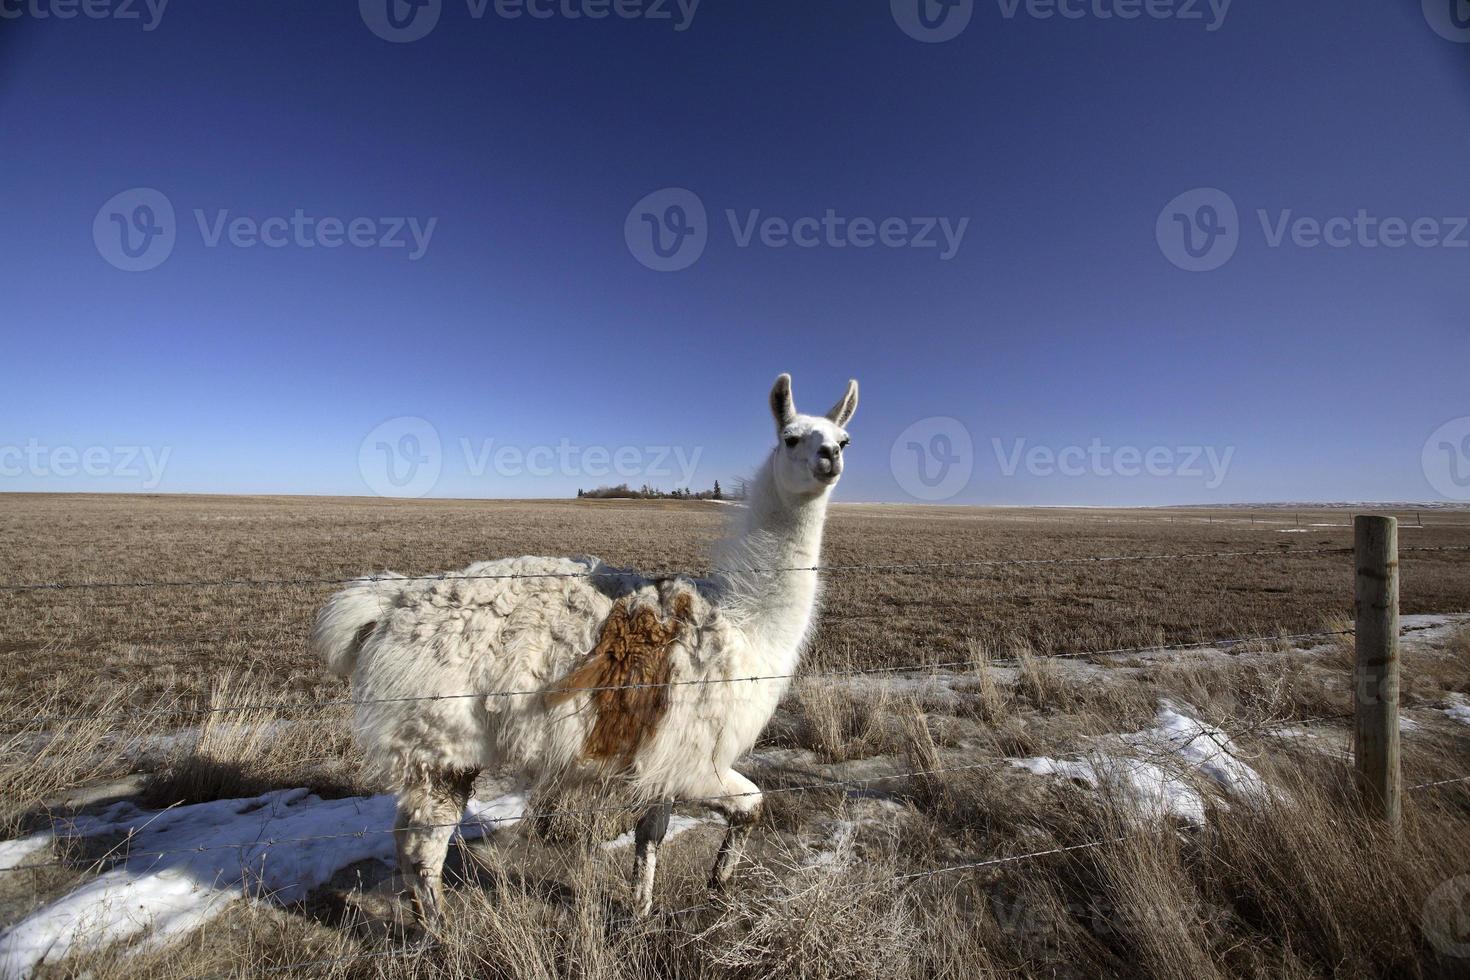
<box><xmin>1</xmin><ymin>0</ymin><xmax>1468</xmax><ymax>505</ymax></box>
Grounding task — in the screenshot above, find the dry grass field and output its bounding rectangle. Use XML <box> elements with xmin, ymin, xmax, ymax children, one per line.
<box><xmin>2</xmin><ymin>494</ymin><xmax>1470</xmax><ymax>978</ymax></box>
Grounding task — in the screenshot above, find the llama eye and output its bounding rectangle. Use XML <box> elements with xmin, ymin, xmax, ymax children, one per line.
<box><xmin>839</xmin><ymin>438</ymin><xmax>850</xmax><ymax>449</ymax></box>
<box><xmin>783</xmin><ymin>436</ymin><xmax>799</xmax><ymax>449</ymax></box>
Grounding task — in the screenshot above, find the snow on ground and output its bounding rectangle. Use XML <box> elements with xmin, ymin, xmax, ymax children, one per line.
<box><xmin>1010</xmin><ymin>755</ymin><xmax>1208</xmax><ymax>824</ymax></box>
<box><xmin>0</xmin><ymin>789</ymin><xmax>526</xmax><ymax>979</ymax></box>
<box><xmin>1444</xmin><ymin>695</ymin><xmax>1470</xmax><ymax>727</ymax></box>
<box><xmin>599</xmin><ymin>814</ymin><xmax>716</xmax><ymax>851</ymax></box>
<box><xmin>798</xmin><ymin>799</ymin><xmax>906</xmax><ymax>871</ymax></box>
<box><xmin>1401</xmin><ymin>613</ymin><xmax>1470</xmax><ymax>644</ymax></box>
<box><xmin>0</xmin><ymin>835</ymin><xmax>52</xmax><ymax>874</ymax></box>
<box><xmin>1010</xmin><ymin>703</ymin><xmax>1266</xmax><ymax>825</ymax></box>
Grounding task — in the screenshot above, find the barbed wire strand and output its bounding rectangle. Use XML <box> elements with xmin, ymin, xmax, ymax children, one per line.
<box><xmin>0</xmin><ymin>627</ymin><xmax>1361</xmax><ymax>730</ymax></box>
<box><xmin>0</xmin><ymin>759</ymin><xmax>1007</xmax><ymax>875</ymax></box>
<box><xmin>0</xmin><ymin>545</ymin><xmax>1401</xmax><ymax>594</ymax></box>
<box><xmin>14</xmin><ymin>691</ymin><xmax>1460</xmax><ymax>880</ymax></box>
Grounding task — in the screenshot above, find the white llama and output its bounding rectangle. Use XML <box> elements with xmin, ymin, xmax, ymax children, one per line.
<box><xmin>311</xmin><ymin>373</ymin><xmax>857</xmax><ymax>920</ymax></box>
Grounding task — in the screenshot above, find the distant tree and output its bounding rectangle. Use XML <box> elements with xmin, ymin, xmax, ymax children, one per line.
<box><xmin>577</xmin><ymin>481</ymin><xmax>742</xmax><ymax>501</ymax></box>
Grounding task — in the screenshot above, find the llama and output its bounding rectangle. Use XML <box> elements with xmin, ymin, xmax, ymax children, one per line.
<box><xmin>311</xmin><ymin>373</ymin><xmax>858</xmax><ymax>921</ymax></box>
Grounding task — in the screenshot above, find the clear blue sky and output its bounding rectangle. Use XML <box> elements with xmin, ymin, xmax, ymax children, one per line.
<box><xmin>2</xmin><ymin>0</ymin><xmax>1468</xmax><ymax>505</ymax></box>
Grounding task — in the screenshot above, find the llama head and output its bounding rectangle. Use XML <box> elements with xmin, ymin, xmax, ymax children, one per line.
<box><xmin>768</xmin><ymin>373</ymin><xmax>859</xmax><ymax>500</ymax></box>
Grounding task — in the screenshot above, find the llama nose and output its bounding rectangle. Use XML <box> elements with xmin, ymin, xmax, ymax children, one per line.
<box><xmin>817</xmin><ymin>444</ymin><xmax>838</xmax><ymax>462</ymax></box>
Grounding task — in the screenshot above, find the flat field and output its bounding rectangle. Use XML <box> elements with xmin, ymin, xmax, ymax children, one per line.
<box><xmin>1</xmin><ymin>494</ymin><xmax>1469</xmax><ymax>979</ymax></box>
<box><xmin>2</xmin><ymin>494</ymin><xmax>1468</xmax><ymax>711</ymax></box>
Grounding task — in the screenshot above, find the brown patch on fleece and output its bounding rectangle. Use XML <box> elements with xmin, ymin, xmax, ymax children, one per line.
<box><xmin>545</xmin><ymin>589</ymin><xmax>698</xmax><ymax>770</ymax></box>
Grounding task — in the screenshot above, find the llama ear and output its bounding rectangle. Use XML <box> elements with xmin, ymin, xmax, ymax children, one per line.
<box><xmin>769</xmin><ymin>374</ymin><xmax>796</xmax><ymax>432</ymax></box>
<box><xmin>825</xmin><ymin>379</ymin><xmax>859</xmax><ymax>427</ymax></box>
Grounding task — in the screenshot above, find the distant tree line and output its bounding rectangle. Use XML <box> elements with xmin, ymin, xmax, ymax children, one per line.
<box><xmin>576</xmin><ymin>480</ymin><xmax>743</xmax><ymax>501</ymax></box>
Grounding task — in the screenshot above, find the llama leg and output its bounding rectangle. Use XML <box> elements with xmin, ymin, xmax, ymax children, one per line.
<box><xmin>696</xmin><ymin>769</ymin><xmax>762</xmax><ymax>891</ymax></box>
<box><xmin>393</xmin><ymin>767</ymin><xmax>479</xmax><ymax>924</ymax></box>
<box><xmin>631</xmin><ymin>798</ymin><xmax>673</xmax><ymax>917</ymax></box>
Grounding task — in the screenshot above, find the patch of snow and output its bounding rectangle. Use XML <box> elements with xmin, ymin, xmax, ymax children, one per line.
<box><xmin>0</xmin><ymin>834</ymin><xmax>52</xmax><ymax>873</ymax></box>
<box><xmin>803</xmin><ymin>819</ymin><xmax>859</xmax><ymax>869</ymax></box>
<box><xmin>1010</xmin><ymin>756</ymin><xmax>1206</xmax><ymax>824</ymax></box>
<box><xmin>1126</xmin><ymin>703</ymin><xmax>1266</xmax><ymax>799</ymax></box>
<box><xmin>1010</xmin><ymin>703</ymin><xmax>1266</xmax><ymax>826</ymax></box>
<box><xmin>599</xmin><ymin>814</ymin><xmax>715</xmax><ymax>851</ymax></box>
<box><xmin>1400</xmin><ymin>716</ymin><xmax>1423</xmax><ymax>733</ymax></box>
<box><xmin>1401</xmin><ymin>613</ymin><xmax>1470</xmax><ymax>646</ymax></box>
<box><xmin>1443</xmin><ymin>696</ymin><xmax>1470</xmax><ymax>727</ymax></box>
<box><xmin>0</xmin><ymin>789</ymin><xmax>525</xmax><ymax>978</ymax></box>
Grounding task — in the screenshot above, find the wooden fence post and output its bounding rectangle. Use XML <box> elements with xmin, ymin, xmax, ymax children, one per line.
<box><xmin>1354</xmin><ymin>515</ymin><xmax>1401</xmax><ymax>828</ymax></box>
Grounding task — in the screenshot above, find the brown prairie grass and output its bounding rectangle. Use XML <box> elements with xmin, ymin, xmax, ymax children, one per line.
<box><xmin>52</xmin><ymin>744</ymin><xmax>1470</xmax><ymax>980</ymax></box>
<box><xmin>141</xmin><ymin>672</ymin><xmax>363</xmax><ymax>809</ymax></box>
<box><xmin>0</xmin><ymin>688</ymin><xmax>148</xmax><ymax>838</ymax></box>
<box><xmin>3</xmin><ymin>494</ymin><xmax>1468</xmax><ymax>718</ymax></box>
<box><xmin>790</xmin><ymin>679</ymin><xmax>908</xmax><ymax>763</ymax></box>
<box><xmin>3</xmin><ymin>496</ymin><xmax>1470</xmax><ymax>978</ymax></box>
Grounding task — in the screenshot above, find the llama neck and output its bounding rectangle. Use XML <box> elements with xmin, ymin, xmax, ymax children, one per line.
<box><xmin>713</xmin><ymin>459</ymin><xmax>830</xmax><ymax>666</ymax></box>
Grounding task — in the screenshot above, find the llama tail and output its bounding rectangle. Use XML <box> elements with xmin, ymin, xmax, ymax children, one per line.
<box><xmin>311</xmin><ymin>574</ymin><xmax>407</xmax><ymax>678</ymax></box>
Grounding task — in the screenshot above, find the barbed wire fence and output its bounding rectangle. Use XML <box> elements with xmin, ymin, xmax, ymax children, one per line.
<box><xmin>1</xmin><ymin>536</ymin><xmax>1469</xmax><ymax>975</ymax></box>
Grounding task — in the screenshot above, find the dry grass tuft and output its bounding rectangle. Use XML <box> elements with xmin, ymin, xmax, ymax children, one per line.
<box><xmin>700</xmin><ymin>835</ymin><xmax>917</xmax><ymax>980</ymax></box>
<box><xmin>957</xmin><ymin>637</ymin><xmax>1012</xmax><ymax>722</ymax></box>
<box><xmin>791</xmin><ymin>681</ymin><xmax>905</xmax><ymax>762</ymax></box>
<box><xmin>142</xmin><ymin>672</ymin><xmax>360</xmax><ymax>808</ymax></box>
<box><xmin>0</xmin><ymin>689</ymin><xmax>141</xmax><ymax>836</ymax></box>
